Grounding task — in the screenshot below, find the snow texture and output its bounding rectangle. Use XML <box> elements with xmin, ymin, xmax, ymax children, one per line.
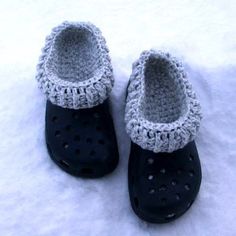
<box><xmin>0</xmin><ymin>0</ymin><xmax>236</xmax><ymax>235</ymax></box>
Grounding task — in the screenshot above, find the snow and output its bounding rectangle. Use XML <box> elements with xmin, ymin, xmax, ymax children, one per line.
<box><xmin>0</xmin><ymin>0</ymin><xmax>236</xmax><ymax>235</ymax></box>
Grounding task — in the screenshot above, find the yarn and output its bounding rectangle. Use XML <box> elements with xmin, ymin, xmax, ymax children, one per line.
<box><xmin>36</xmin><ymin>21</ymin><xmax>114</xmax><ymax>109</ymax></box>
<box><xmin>125</xmin><ymin>50</ymin><xmax>202</xmax><ymax>153</ymax></box>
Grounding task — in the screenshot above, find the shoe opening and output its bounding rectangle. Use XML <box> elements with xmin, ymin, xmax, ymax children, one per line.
<box><xmin>46</xmin><ymin>25</ymin><xmax>103</xmax><ymax>83</ymax></box>
<box><xmin>141</xmin><ymin>54</ymin><xmax>188</xmax><ymax>123</ymax></box>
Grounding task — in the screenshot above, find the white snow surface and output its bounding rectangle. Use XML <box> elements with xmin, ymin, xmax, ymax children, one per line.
<box><xmin>0</xmin><ymin>1</ymin><xmax>236</xmax><ymax>235</ymax></box>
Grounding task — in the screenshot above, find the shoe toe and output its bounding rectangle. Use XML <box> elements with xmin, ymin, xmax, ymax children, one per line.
<box><xmin>46</xmin><ymin>100</ymin><xmax>119</xmax><ymax>178</ymax></box>
<box><xmin>128</xmin><ymin>142</ymin><xmax>201</xmax><ymax>223</ymax></box>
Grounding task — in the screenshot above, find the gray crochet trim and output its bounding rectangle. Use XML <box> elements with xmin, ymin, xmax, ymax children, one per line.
<box><xmin>36</xmin><ymin>21</ymin><xmax>114</xmax><ymax>109</ymax></box>
<box><xmin>125</xmin><ymin>50</ymin><xmax>202</xmax><ymax>153</ymax></box>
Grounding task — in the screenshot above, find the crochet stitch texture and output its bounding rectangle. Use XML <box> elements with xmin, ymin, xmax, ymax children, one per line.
<box><xmin>36</xmin><ymin>21</ymin><xmax>114</xmax><ymax>109</ymax></box>
<box><xmin>125</xmin><ymin>50</ymin><xmax>202</xmax><ymax>153</ymax></box>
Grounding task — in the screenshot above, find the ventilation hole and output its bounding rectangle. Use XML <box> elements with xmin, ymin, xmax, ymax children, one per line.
<box><xmin>59</xmin><ymin>160</ymin><xmax>69</xmax><ymax>168</ymax></box>
<box><xmin>189</xmin><ymin>170</ymin><xmax>195</xmax><ymax>177</ymax></box>
<box><xmin>52</xmin><ymin>116</ymin><xmax>58</xmax><ymax>122</ymax></box>
<box><xmin>160</xmin><ymin>168</ymin><xmax>166</xmax><ymax>174</ymax></box>
<box><xmin>149</xmin><ymin>188</ymin><xmax>155</xmax><ymax>194</ymax></box>
<box><xmin>134</xmin><ymin>197</ymin><xmax>139</xmax><ymax>208</ymax></box>
<box><xmin>65</xmin><ymin>125</ymin><xmax>71</xmax><ymax>131</ymax></box>
<box><xmin>148</xmin><ymin>175</ymin><xmax>154</xmax><ymax>180</ymax></box>
<box><xmin>185</xmin><ymin>184</ymin><xmax>190</xmax><ymax>191</ymax></box>
<box><xmin>159</xmin><ymin>185</ymin><xmax>167</xmax><ymax>191</ymax></box>
<box><xmin>176</xmin><ymin>193</ymin><xmax>180</xmax><ymax>200</ymax></box>
<box><xmin>147</xmin><ymin>158</ymin><xmax>154</xmax><ymax>165</ymax></box>
<box><xmin>98</xmin><ymin>139</ymin><xmax>105</xmax><ymax>145</ymax></box>
<box><xmin>96</xmin><ymin>126</ymin><xmax>101</xmax><ymax>131</ymax></box>
<box><xmin>93</xmin><ymin>112</ymin><xmax>100</xmax><ymax>118</ymax></box>
<box><xmin>161</xmin><ymin>198</ymin><xmax>167</xmax><ymax>204</ymax></box>
<box><xmin>72</xmin><ymin>113</ymin><xmax>79</xmax><ymax>119</ymax></box>
<box><xmin>74</xmin><ymin>135</ymin><xmax>80</xmax><ymax>142</ymax></box>
<box><xmin>171</xmin><ymin>179</ymin><xmax>177</xmax><ymax>186</ymax></box>
<box><xmin>165</xmin><ymin>213</ymin><xmax>176</xmax><ymax>220</ymax></box>
<box><xmin>177</xmin><ymin>168</ymin><xmax>183</xmax><ymax>174</ymax></box>
<box><xmin>189</xmin><ymin>154</ymin><xmax>194</xmax><ymax>161</ymax></box>
<box><xmin>90</xmin><ymin>150</ymin><xmax>95</xmax><ymax>156</ymax></box>
<box><xmin>63</xmin><ymin>142</ymin><xmax>69</xmax><ymax>149</ymax></box>
<box><xmin>75</xmin><ymin>149</ymin><xmax>80</xmax><ymax>155</ymax></box>
<box><xmin>55</xmin><ymin>130</ymin><xmax>61</xmax><ymax>137</ymax></box>
<box><xmin>81</xmin><ymin>168</ymin><xmax>93</xmax><ymax>175</ymax></box>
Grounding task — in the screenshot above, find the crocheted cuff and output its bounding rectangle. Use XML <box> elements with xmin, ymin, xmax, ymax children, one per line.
<box><xmin>36</xmin><ymin>21</ymin><xmax>114</xmax><ymax>109</ymax></box>
<box><xmin>125</xmin><ymin>50</ymin><xmax>202</xmax><ymax>153</ymax></box>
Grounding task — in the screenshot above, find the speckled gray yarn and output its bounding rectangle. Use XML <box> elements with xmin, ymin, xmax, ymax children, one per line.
<box><xmin>36</xmin><ymin>21</ymin><xmax>114</xmax><ymax>109</ymax></box>
<box><xmin>125</xmin><ymin>50</ymin><xmax>202</xmax><ymax>153</ymax></box>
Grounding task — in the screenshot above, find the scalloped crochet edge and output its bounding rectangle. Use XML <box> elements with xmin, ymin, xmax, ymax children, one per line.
<box><xmin>125</xmin><ymin>50</ymin><xmax>202</xmax><ymax>153</ymax></box>
<box><xmin>35</xmin><ymin>21</ymin><xmax>114</xmax><ymax>109</ymax></box>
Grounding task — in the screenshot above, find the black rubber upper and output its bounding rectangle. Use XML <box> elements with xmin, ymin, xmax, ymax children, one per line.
<box><xmin>45</xmin><ymin>100</ymin><xmax>119</xmax><ymax>178</ymax></box>
<box><xmin>128</xmin><ymin>141</ymin><xmax>202</xmax><ymax>223</ymax></box>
